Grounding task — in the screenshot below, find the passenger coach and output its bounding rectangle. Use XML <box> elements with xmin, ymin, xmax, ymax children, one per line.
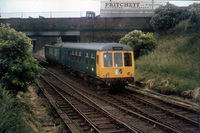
<box><xmin>45</xmin><ymin>43</ymin><xmax>135</xmax><ymax>90</ymax></box>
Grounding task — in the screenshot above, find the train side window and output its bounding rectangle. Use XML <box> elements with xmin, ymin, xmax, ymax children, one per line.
<box><xmin>114</xmin><ymin>53</ymin><xmax>123</xmax><ymax>67</ymax></box>
<box><xmin>68</xmin><ymin>51</ymin><xmax>70</xmax><ymax>59</ymax></box>
<box><xmin>71</xmin><ymin>51</ymin><xmax>74</xmax><ymax>60</ymax></box>
<box><xmin>79</xmin><ymin>52</ymin><xmax>82</xmax><ymax>62</ymax></box>
<box><xmin>49</xmin><ymin>48</ymin><xmax>53</xmax><ymax>56</ymax></box>
<box><xmin>54</xmin><ymin>49</ymin><xmax>59</xmax><ymax>59</ymax></box>
<box><xmin>75</xmin><ymin>51</ymin><xmax>78</xmax><ymax>62</ymax></box>
<box><xmin>62</xmin><ymin>51</ymin><xmax>67</xmax><ymax>60</ymax></box>
<box><xmin>104</xmin><ymin>53</ymin><xmax>112</xmax><ymax>67</ymax></box>
<box><xmin>124</xmin><ymin>53</ymin><xmax>132</xmax><ymax>66</ymax></box>
<box><xmin>85</xmin><ymin>52</ymin><xmax>89</xmax><ymax>65</ymax></box>
<box><xmin>45</xmin><ymin>47</ymin><xmax>49</xmax><ymax>55</ymax></box>
<box><xmin>91</xmin><ymin>53</ymin><xmax>95</xmax><ymax>66</ymax></box>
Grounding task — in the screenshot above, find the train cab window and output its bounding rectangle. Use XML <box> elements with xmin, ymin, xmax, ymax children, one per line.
<box><xmin>114</xmin><ymin>53</ymin><xmax>123</xmax><ymax>67</ymax></box>
<box><xmin>104</xmin><ymin>53</ymin><xmax>112</xmax><ymax>67</ymax></box>
<box><xmin>124</xmin><ymin>53</ymin><xmax>132</xmax><ymax>66</ymax></box>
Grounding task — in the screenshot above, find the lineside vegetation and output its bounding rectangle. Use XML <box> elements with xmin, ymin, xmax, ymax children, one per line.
<box><xmin>0</xmin><ymin>23</ymin><xmax>43</xmax><ymax>93</ymax></box>
<box><xmin>0</xmin><ymin>23</ymin><xmax>43</xmax><ymax>132</ymax></box>
<box><xmin>129</xmin><ymin>3</ymin><xmax>200</xmax><ymax>102</ymax></box>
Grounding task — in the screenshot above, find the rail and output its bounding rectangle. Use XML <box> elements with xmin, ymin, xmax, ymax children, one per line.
<box><xmin>39</xmin><ymin>67</ymin><xmax>142</xmax><ymax>132</ymax></box>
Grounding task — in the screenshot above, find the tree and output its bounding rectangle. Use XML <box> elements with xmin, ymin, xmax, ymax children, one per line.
<box><xmin>0</xmin><ymin>23</ymin><xmax>43</xmax><ymax>92</ymax></box>
<box><xmin>119</xmin><ymin>30</ymin><xmax>156</xmax><ymax>58</ymax></box>
<box><xmin>150</xmin><ymin>3</ymin><xmax>187</xmax><ymax>31</ymax></box>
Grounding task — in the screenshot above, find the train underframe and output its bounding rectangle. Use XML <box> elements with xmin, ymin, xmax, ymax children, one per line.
<box><xmin>76</xmin><ymin>70</ymin><xmax>134</xmax><ymax>92</ymax></box>
<box><xmin>47</xmin><ymin>59</ymin><xmax>134</xmax><ymax>92</ymax></box>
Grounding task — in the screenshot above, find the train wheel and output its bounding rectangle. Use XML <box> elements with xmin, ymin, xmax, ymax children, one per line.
<box><xmin>120</xmin><ymin>82</ymin><xmax>125</xmax><ymax>90</ymax></box>
<box><xmin>109</xmin><ymin>83</ymin><xmax>115</xmax><ymax>93</ymax></box>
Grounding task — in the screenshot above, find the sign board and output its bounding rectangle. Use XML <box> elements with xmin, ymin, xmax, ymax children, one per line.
<box><xmin>101</xmin><ymin>1</ymin><xmax>167</xmax><ymax>10</ymax></box>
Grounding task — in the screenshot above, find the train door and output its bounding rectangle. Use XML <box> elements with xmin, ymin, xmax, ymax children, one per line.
<box><xmin>96</xmin><ymin>51</ymin><xmax>100</xmax><ymax>77</ymax></box>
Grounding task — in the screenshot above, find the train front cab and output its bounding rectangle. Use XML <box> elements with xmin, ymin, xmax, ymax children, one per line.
<box><xmin>96</xmin><ymin>50</ymin><xmax>135</xmax><ymax>89</ymax></box>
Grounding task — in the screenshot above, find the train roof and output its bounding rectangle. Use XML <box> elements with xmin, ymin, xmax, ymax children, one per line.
<box><xmin>45</xmin><ymin>43</ymin><xmax>132</xmax><ymax>51</ymax></box>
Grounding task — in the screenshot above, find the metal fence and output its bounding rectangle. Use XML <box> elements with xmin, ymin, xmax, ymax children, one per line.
<box><xmin>0</xmin><ymin>11</ymin><xmax>100</xmax><ymax>19</ymax></box>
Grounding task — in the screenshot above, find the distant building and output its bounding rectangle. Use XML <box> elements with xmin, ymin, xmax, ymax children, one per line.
<box><xmin>100</xmin><ymin>1</ymin><xmax>168</xmax><ymax>17</ymax></box>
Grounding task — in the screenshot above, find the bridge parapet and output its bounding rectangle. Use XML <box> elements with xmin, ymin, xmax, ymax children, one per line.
<box><xmin>0</xmin><ymin>17</ymin><xmax>152</xmax><ymax>31</ymax></box>
<box><xmin>0</xmin><ymin>17</ymin><xmax>153</xmax><ymax>51</ymax></box>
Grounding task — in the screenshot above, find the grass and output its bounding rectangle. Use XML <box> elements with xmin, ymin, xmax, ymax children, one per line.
<box><xmin>0</xmin><ymin>87</ymin><xmax>35</xmax><ymax>133</ymax></box>
<box><xmin>75</xmin><ymin>121</ymin><xmax>85</xmax><ymax>133</ymax></box>
<box><xmin>135</xmin><ymin>21</ymin><xmax>200</xmax><ymax>101</ymax></box>
<box><xmin>0</xmin><ymin>85</ymin><xmax>44</xmax><ymax>133</ymax></box>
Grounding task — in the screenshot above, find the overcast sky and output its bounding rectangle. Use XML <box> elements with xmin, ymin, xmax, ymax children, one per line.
<box><xmin>0</xmin><ymin>0</ymin><xmax>200</xmax><ymax>13</ymax></box>
<box><xmin>0</xmin><ymin>0</ymin><xmax>100</xmax><ymax>12</ymax></box>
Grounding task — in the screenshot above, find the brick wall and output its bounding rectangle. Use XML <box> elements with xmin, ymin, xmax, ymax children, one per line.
<box><xmin>0</xmin><ymin>17</ymin><xmax>153</xmax><ymax>51</ymax></box>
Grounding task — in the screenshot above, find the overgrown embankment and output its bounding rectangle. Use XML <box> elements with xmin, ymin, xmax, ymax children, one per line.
<box><xmin>0</xmin><ymin>86</ymin><xmax>39</xmax><ymax>133</ymax></box>
<box><xmin>135</xmin><ymin>22</ymin><xmax>200</xmax><ymax>102</ymax></box>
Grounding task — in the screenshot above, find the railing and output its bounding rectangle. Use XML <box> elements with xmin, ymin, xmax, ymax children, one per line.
<box><xmin>0</xmin><ymin>11</ymin><xmax>100</xmax><ymax>19</ymax></box>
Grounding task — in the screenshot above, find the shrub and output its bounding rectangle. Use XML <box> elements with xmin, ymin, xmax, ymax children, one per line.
<box><xmin>119</xmin><ymin>30</ymin><xmax>156</xmax><ymax>58</ymax></box>
<box><xmin>0</xmin><ymin>23</ymin><xmax>43</xmax><ymax>92</ymax></box>
<box><xmin>150</xmin><ymin>3</ymin><xmax>188</xmax><ymax>31</ymax></box>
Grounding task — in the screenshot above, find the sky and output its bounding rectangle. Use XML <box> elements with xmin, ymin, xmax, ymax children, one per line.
<box><xmin>0</xmin><ymin>0</ymin><xmax>199</xmax><ymax>18</ymax></box>
<box><xmin>0</xmin><ymin>0</ymin><xmax>100</xmax><ymax>12</ymax></box>
<box><xmin>0</xmin><ymin>0</ymin><xmax>200</xmax><ymax>13</ymax></box>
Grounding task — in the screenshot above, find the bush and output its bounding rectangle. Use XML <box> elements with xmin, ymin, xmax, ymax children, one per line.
<box><xmin>119</xmin><ymin>30</ymin><xmax>156</xmax><ymax>58</ymax></box>
<box><xmin>150</xmin><ymin>3</ymin><xmax>188</xmax><ymax>31</ymax></box>
<box><xmin>0</xmin><ymin>23</ymin><xmax>43</xmax><ymax>92</ymax></box>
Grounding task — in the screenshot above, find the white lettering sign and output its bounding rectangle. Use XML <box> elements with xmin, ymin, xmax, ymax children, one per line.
<box><xmin>101</xmin><ymin>1</ymin><xmax>167</xmax><ymax>10</ymax></box>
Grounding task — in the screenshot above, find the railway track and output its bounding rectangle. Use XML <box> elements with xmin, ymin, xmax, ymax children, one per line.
<box><xmin>103</xmin><ymin>91</ymin><xmax>199</xmax><ymax>133</ymax></box>
<box><xmin>39</xmin><ymin>67</ymin><xmax>184</xmax><ymax>133</ymax></box>
<box><xmin>34</xmin><ymin>54</ymin><xmax>199</xmax><ymax>132</ymax></box>
<box><xmin>52</xmin><ymin>73</ymin><xmax>199</xmax><ymax>132</ymax></box>
<box><xmin>125</xmin><ymin>88</ymin><xmax>199</xmax><ymax>125</ymax></box>
<box><xmin>39</xmin><ymin>69</ymin><xmax>142</xmax><ymax>133</ymax></box>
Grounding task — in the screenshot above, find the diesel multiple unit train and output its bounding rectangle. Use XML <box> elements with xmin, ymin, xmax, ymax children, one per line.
<box><xmin>45</xmin><ymin>43</ymin><xmax>135</xmax><ymax>90</ymax></box>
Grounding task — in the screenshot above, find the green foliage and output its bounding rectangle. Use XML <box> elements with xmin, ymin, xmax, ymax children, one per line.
<box><xmin>0</xmin><ymin>23</ymin><xmax>43</xmax><ymax>92</ymax></box>
<box><xmin>0</xmin><ymin>87</ymin><xmax>34</xmax><ymax>133</ymax></box>
<box><xmin>119</xmin><ymin>30</ymin><xmax>157</xmax><ymax>58</ymax></box>
<box><xmin>75</xmin><ymin>121</ymin><xmax>84</xmax><ymax>133</ymax></box>
<box><xmin>150</xmin><ymin>3</ymin><xmax>188</xmax><ymax>31</ymax></box>
<box><xmin>187</xmin><ymin>3</ymin><xmax>200</xmax><ymax>30</ymax></box>
<box><xmin>56</xmin><ymin>37</ymin><xmax>62</xmax><ymax>43</ymax></box>
<box><xmin>135</xmin><ymin>28</ymin><xmax>200</xmax><ymax>98</ymax></box>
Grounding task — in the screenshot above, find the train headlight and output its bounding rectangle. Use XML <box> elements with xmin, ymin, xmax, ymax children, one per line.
<box><xmin>127</xmin><ymin>72</ymin><xmax>130</xmax><ymax>75</ymax></box>
<box><xmin>107</xmin><ymin>72</ymin><xmax>110</xmax><ymax>76</ymax></box>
